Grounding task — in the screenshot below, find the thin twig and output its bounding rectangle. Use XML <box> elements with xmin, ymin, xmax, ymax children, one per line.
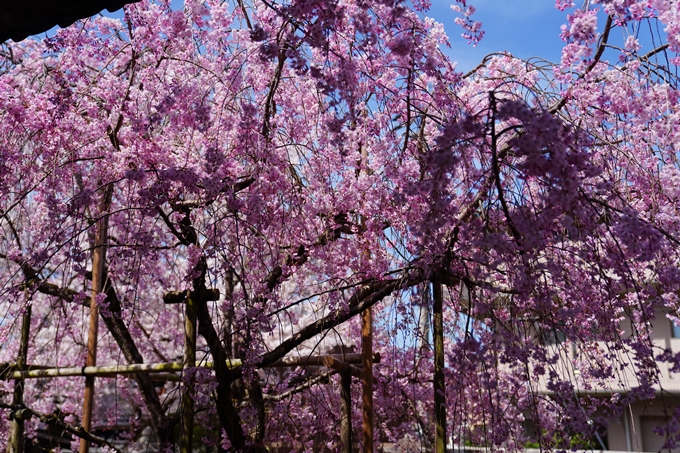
<box><xmin>262</xmin><ymin>370</ymin><xmax>336</xmax><ymax>402</ymax></box>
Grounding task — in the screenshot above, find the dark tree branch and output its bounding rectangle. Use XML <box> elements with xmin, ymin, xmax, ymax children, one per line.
<box><xmin>264</xmin><ymin>212</ymin><xmax>360</xmax><ymax>291</ymax></box>
<box><xmin>157</xmin><ymin>206</ymin><xmax>190</xmax><ymax>246</ymax></box>
<box><xmin>175</xmin><ymin>206</ymin><xmax>247</xmax><ymax>452</ymax></box>
<box><xmin>195</xmin><ymin>297</ymin><xmax>246</xmax><ymax>452</ymax></box>
<box><xmin>256</xmin><ymin>274</ymin><xmax>422</xmax><ymax>368</ymax></box>
<box><xmin>99</xmin><ymin>273</ymin><xmax>176</xmax><ymax>444</ymax></box>
<box><xmin>170</xmin><ymin>176</ymin><xmax>255</xmax><ymax>209</ymax></box>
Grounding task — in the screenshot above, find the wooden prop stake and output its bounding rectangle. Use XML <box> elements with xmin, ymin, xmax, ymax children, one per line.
<box><xmin>323</xmin><ymin>355</ymin><xmax>362</xmax><ymax>378</ymax></box>
<box><xmin>361</xmin><ymin>307</ymin><xmax>373</xmax><ymax>453</ymax></box>
<box><xmin>6</xmin><ymin>303</ymin><xmax>31</xmax><ymax>453</ymax></box>
<box><xmin>80</xmin><ymin>189</ymin><xmax>110</xmax><ymax>453</ymax></box>
<box><xmin>180</xmin><ymin>295</ymin><xmax>197</xmax><ymax>453</ymax></box>
<box><xmin>433</xmin><ymin>280</ymin><xmax>446</xmax><ymax>453</ymax></box>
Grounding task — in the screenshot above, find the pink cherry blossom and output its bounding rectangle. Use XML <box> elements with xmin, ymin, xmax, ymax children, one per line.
<box><xmin>0</xmin><ymin>0</ymin><xmax>680</xmax><ymax>451</ymax></box>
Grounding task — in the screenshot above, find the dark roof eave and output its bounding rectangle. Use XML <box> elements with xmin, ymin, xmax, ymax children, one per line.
<box><xmin>0</xmin><ymin>0</ymin><xmax>141</xmax><ymax>43</ymax></box>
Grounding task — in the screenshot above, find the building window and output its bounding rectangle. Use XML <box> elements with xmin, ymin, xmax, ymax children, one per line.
<box><xmin>673</xmin><ymin>322</ymin><xmax>680</xmax><ymax>338</ymax></box>
<box><xmin>542</xmin><ymin>329</ymin><xmax>566</xmax><ymax>345</ymax></box>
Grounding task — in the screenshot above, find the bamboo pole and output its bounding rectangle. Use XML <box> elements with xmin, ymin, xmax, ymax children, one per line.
<box><xmin>340</xmin><ymin>370</ymin><xmax>352</xmax><ymax>453</ymax></box>
<box><xmin>5</xmin><ymin>353</ymin><xmax>381</xmax><ymax>380</ymax></box>
<box><xmin>358</xmin><ymin>127</ymin><xmax>374</xmax><ymax>453</ymax></box>
<box><xmin>433</xmin><ymin>280</ymin><xmax>446</xmax><ymax>453</ymax></box>
<box><xmin>8</xmin><ymin>362</ymin><xmax>189</xmax><ymax>379</ymax></box>
<box><xmin>6</xmin><ymin>303</ymin><xmax>31</xmax><ymax>453</ymax></box>
<box><xmin>361</xmin><ymin>307</ymin><xmax>373</xmax><ymax>453</ymax></box>
<box><xmin>180</xmin><ymin>295</ymin><xmax>197</xmax><ymax>453</ymax></box>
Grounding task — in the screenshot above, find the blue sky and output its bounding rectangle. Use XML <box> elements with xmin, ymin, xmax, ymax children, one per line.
<box><xmin>428</xmin><ymin>0</ymin><xmax>569</xmax><ymax>72</ymax></box>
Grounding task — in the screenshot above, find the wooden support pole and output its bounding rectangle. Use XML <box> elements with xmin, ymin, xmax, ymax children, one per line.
<box><xmin>433</xmin><ymin>280</ymin><xmax>447</xmax><ymax>453</ymax></box>
<box><xmin>180</xmin><ymin>295</ymin><xmax>197</xmax><ymax>453</ymax></box>
<box><xmin>80</xmin><ymin>192</ymin><xmax>110</xmax><ymax>453</ymax></box>
<box><xmin>358</xmin><ymin>134</ymin><xmax>374</xmax><ymax>453</ymax></box>
<box><xmin>361</xmin><ymin>307</ymin><xmax>373</xmax><ymax>453</ymax></box>
<box><xmin>340</xmin><ymin>370</ymin><xmax>353</xmax><ymax>453</ymax></box>
<box><xmin>80</xmin><ymin>289</ymin><xmax>99</xmax><ymax>453</ymax></box>
<box><xmin>6</xmin><ymin>303</ymin><xmax>31</xmax><ymax>453</ymax></box>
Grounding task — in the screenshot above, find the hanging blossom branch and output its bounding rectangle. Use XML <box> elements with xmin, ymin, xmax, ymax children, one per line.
<box><xmin>0</xmin><ymin>403</ymin><xmax>123</xmax><ymax>453</ymax></box>
<box><xmin>0</xmin><ymin>255</ymin><xmax>176</xmax><ymax>443</ymax></box>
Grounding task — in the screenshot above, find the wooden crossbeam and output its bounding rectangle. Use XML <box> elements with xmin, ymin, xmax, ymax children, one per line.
<box><xmin>322</xmin><ymin>356</ymin><xmax>362</xmax><ymax>379</ymax></box>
